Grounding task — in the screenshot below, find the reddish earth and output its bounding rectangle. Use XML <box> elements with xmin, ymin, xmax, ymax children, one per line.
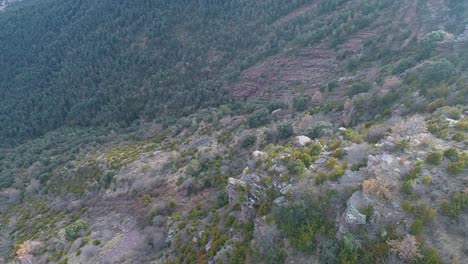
<box><xmin>340</xmin><ymin>31</ymin><xmax>378</xmax><ymax>51</ymax></box>
<box><xmin>231</xmin><ymin>44</ymin><xmax>337</xmax><ymax>99</ymax></box>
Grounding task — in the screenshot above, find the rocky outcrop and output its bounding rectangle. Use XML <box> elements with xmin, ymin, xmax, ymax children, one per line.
<box><xmin>226</xmin><ymin>174</ymin><xmax>266</xmax><ymax>222</ymax></box>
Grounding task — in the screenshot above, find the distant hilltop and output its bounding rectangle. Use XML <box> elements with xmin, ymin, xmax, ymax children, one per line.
<box><xmin>1</xmin><ymin>0</ymin><xmax>31</xmax><ymax>10</ymax></box>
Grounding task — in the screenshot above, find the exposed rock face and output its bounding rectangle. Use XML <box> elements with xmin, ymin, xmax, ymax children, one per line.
<box><xmin>344</xmin><ymin>191</ymin><xmax>371</xmax><ymax>226</ymax></box>
<box><xmin>226</xmin><ymin>174</ymin><xmax>266</xmax><ymax>222</ymax></box>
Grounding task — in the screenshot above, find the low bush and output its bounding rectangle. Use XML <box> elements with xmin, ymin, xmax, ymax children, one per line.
<box><xmin>348</xmin><ymin>81</ymin><xmax>371</xmax><ymax>96</ymax></box>
<box><xmin>306</xmin><ymin>122</ymin><xmax>333</xmax><ymax>139</ymax></box>
<box><xmin>65</xmin><ymin>220</ymin><xmax>89</xmax><ymax>241</ymax></box>
<box><xmin>452</xmin><ymin>132</ymin><xmax>465</xmax><ymax>142</ymax></box>
<box><xmin>422</xmin><ymin>176</ymin><xmax>432</xmax><ymax>185</ymax></box>
<box><xmin>293</xmin><ymin>95</ymin><xmax>311</xmax><ymax>112</ymax></box>
<box><xmin>247</xmin><ymin>108</ymin><xmax>272</xmax><ymax>128</ymax></box>
<box><xmin>288</xmin><ymin>160</ymin><xmax>306</xmax><ymax>175</ymax></box>
<box><xmin>410</xmin><ymin>219</ymin><xmax>423</xmax><ymax>235</ymax></box>
<box><xmin>447</xmin><ymin>160</ymin><xmax>465</xmax><ymax>174</ymax></box>
<box><xmin>440</xmin><ymin>192</ymin><xmax>468</xmax><ymax>218</ymax></box>
<box><xmin>426</xmin><ymin>152</ymin><xmax>442</xmax><ymax>165</ymax></box>
<box><xmin>455</xmin><ymin>118</ymin><xmax>468</xmax><ymax>131</ymax></box>
<box><xmin>240</xmin><ymin>135</ymin><xmax>257</xmax><ymax>148</ymax></box>
<box><xmin>277</xmin><ymin>123</ymin><xmax>294</xmax><ymax>139</ymax></box>
<box><xmin>443</xmin><ymin>148</ymin><xmax>459</xmax><ymax>161</ymax></box>
<box><xmin>273</xmin><ymin>203</ymin><xmax>324</xmax><ymax>252</ymax></box>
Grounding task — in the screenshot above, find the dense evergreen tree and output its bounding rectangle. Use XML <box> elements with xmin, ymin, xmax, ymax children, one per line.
<box><xmin>0</xmin><ymin>0</ymin><xmax>313</xmax><ymax>146</ymax></box>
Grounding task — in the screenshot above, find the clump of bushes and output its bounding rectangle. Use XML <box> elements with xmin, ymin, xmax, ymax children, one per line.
<box><xmin>306</xmin><ymin>121</ymin><xmax>333</xmax><ymax>139</ymax></box>
<box><xmin>443</xmin><ymin>148</ymin><xmax>459</xmax><ymax>161</ymax></box>
<box><xmin>293</xmin><ymin>95</ymin><xmax>311</xmax><ymax>112</ymax></box>
<box><xmin>240</xmin><ymin>135</ymin><xmax>256</xmax><ymax>148</ymax></box>
<box><xmin>422</xmin><ymin>176</ymin><xmax>432</xmax><ymax>185</ymax></box>
<box><xmin>420</xmin><ymin>59</ymin><xmax>455</xmax><ymax>85</ymax></box>
<box><xmin>410</xmin><ymin>219</ymin><xmax>424</xmax><ymax>235</ymax></box>
<box><xmin>65</xmin><ymin>220</ymin><xmax>89</xmax><ymax>241</ymax></box>
<box><xmin>273</xmin><ymin>203</ymin><xmax>324</xmax><ymax>252</ymax></box>
<box><xmin>455</xmin><ymin>118</ymin><xmax>468</xmax><ymax>131</ymax></box>
<box><xmin>440</xmin><ymin>192</ymin><xmax>468</xmax><ymax>219</ymax></box>
<box><xmin>447</xmin><ymin>160</ymin><xmax>465</xmax><ymax>174</ymax></box>
<box><xmin>427</xmin><ymin>117</ymin><xmax>449</xmax><ymax>138</ymax></box>
<box><xmin>288</xmin><ymin>160</ymin><xmax>306</xmax><ymax>175</ymax></box>
<box><xmin>452</xmin><ymin>132</ymin><xmax>465</xmax><ymax>142</ymax></box>
<box><xmin>366</xmin><ymin>125</ymin><xmax>387</xmax><ymax>144</ymax></box>
<box><xmin>348</xmin><ymin>81</ymin><xmax>371</xmax><ymax>96</ymax></box>
<box><xmin>247</xmin><ymin>108</ymin><xmax>271</xmax><ymax>128</ymax></box>
<box><xmin>277</xmin><ymin>123</ymin><xmax>294</xmax><ymax>139</ymax></box>
<box><xmin>425</xmin><ymin>151</ymin><xmax>442</xmax><ymax>165</ymax></box>
<box><xmin>359</xmin><ymin>204</ymin><xmax>374</xmax><ymax>223</ymax></box>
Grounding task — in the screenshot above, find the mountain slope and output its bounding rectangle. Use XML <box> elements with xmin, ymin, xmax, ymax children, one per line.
<box><xmin>0</xmin><ymin>0</ymin><xmax>467</xmax><ymax>264</ymax></box>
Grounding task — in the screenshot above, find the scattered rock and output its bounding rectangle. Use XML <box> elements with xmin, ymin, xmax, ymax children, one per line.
<box><xmin>271</xmin><ymin>109</ymin><xmax>288</xmax><ymax>119</ymax></box>
<box><xmin>252</xmin><ymin>150</ymin><xmax>266</xmax><ymax>158</ymax></box>
<box><xmin>296</xmin><ymin>135</ymin><xmax>312</xmax><ymax>146</ymax></box>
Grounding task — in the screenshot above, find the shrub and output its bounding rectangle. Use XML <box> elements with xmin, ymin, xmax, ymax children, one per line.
<box><xmin>402</xmin><ymin>201</ymin><xmax>413</xmax><ymax>212</ymax></box>
<box><xmin>306</xmin><ymin>122</ymin><xmax>333</xmax><ymax>139</ymax></box>
<box><xmin>421</xmin><ymin>59</ymin><xmax>456</xmax><ymax>85</ymax></box>
<box><xmin>359</xmin><ymin>204</ymin><xmax>374</xmax><ymax>223</ymax></box>
<box><xmin>422</xmin><ymin>176</ymin><xmax>432</xmax><ymax>185</ymax></box>
<box><xmin>413</xmin><ymin>247</ymin><xmax>444</xmax><ymax>264</ymax></box>
<box><xmin>447</xmin><ymin>160</ymin><xmax>465</xmax><ymax>174</ymax></box>
<box><xmin>332</xmin><ymin>148</ymin><xmax>346</xmax><ymax>159</ymax></box>
<box><xmin>65</xmin><ymin>220</ymin><xmax>89</xmax><ymax>241</ymax></box>
<box><xmin>452</xmin><ymin>132</ymin><xmax>464</xmax><ymax>142</ymax></box>
<box><xmin>396</xmin><ymin>140</ymin><xmax>411</xmax><ymax>151</ymax></box>
<box><xmin>92</xmin><ymin>240</ymin><xmax>101</xmax><ymax>246</ymax></box>
<box><xmin>315</xmin><ymin>172</ymin><xmax>328</xmax><ymax>185</ymax></box>
<box><xmin>325</xmin><ymin>158</ymin><xmax>338</xmax><ymax>170</ymax></box>
<box><xmin>350</xmin><ymin>158</ymin><xmax>367</xmax><ymax>171</ymax></box>
<box><xmin>387</xmin><ymin>235</ymin><xmax>422</xmax><ymax>261</ymax></box>
<box><xmin>288</xmin><ymin>160</ymin><xmax>306</xmax><ymax>175</ymax></box>
<box><xmin>362</xmin><ymin>179</ymin><xmax>391</xmax><ymax>199</ymax></box>
<box><xmin>455</xmin><ymin>118</ymin><xmax>468</xmax><ymax>131</ymax></box>
<box><xmin>402</xmin><ymin>180</ymin><xmax>413</xmax><ymax>195</ymax></box>
<box><xmin>443</xmin><ymin>148</ymin><xmax>459</xmax><ymax>161</ymax></box>
<box><xmin>307</xmin><ymin>144</ymin><xmax>322</xmax><ymax>156</ymax></box>
<box><xmin>273</xmin><ymin>203</ymin><xmax>324</xmax><ymax>252</ymax></box>
<box><xmin>240</xmin><ymin>135</ymin><xmax>256</xmax><ymax>148</ymax></box>
<box><xmin>427</xmin><ymin>117</ymin><xmax>449</xmax><ymax>138</ymax></box>
<box><xmin>406</xmin><ymin>161</ymin><xmax>423</xmax><ymax>181</ymax></box>
<box><xmin>415</xmin><ymin>206</ymin><xmax>437</xmax><ymax>223</ymax></box>
<box><xmin>247</xmin><ymin>108</ymin><xmax>271</xmax><ymax>128</ymax></box>
<box><xmin>293</xmin><ymin>95</ymin><xmax>311</xmax><ymax>112</ymax></box>
<box><xmin>440</xmin><ymin>192</ymin><xmax>468</xmax><ymax>218</ymax></box>
<box><xmin>426</xmin><ymin>152</ymin><xmax>442</xmax><ymax>165</ymax></box>
<box><xmin>392</xmin><ymin>58</ymin><xmax>415</xmax><ymax>74</ymax></box>
<box><xmin>348</xmin><ymin>81</ymin><xmax>371</xmax><ymax>96</ymax></box>
<box><xmin>293</xmin><ymin>151</ymin><xmax>313</xmax><ymax>167</ymax></box>
<box><xmin>329</xmin><ymin>166</ymin><xmax>345</xmax><ymax>181</ymax></box>
<box><xmin>366</xmin><ymin>126</ymin><xmax>387</xmax><ymax>144</ymax></box>
<box><xmin>410</xmin><ymin>219</ymin><xmax>423</xmax><ymax>235</ymax></box>
<box><xmin>318</xmin><ymin>239</ymin><xmax>340</xmax><ymax>264</ymax></box>
<box><xmin>277</xmin><ymin>123</ymin><xmax>294</xmax><ymax>139</ymax></box>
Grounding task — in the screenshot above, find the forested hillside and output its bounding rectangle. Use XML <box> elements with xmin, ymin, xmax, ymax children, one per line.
<box><xmin>0</xmin><ymin>0</ymin><xmax>312</xmax><ymax>146</ymax></box>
